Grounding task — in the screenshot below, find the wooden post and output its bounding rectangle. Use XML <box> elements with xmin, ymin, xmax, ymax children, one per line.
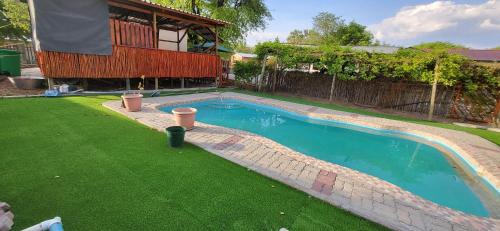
<box><xmin>492</xmin><ymin>96</ymin><xmax>500</xmax><ymax>127</ymax></box>
<box><xmin>155</xmin><ymin>78</ymin><xmax>159</xmax><ymax>90</ymax></box>
<box><xmin>428</xmin><ymin>61</ymin><xmax>439</xmax><ymax>121</ymax></box>
<box><xmin>181</xmin><ymin>78</ymin><xmax>185</xmax><ymax>88</ymax></box>
<box><xmin>82</xmin><ymin>79</ymin><xmax>89</xmax><ymax>90</ymax></box>
<box><xmin>152</xmin><ymin>11</ymin><xmax>158</xmax><ymax>48</ymax></box>
<box><xmin>126</xmin><ymin>78</ymin><xmax>131</xmax><ymax>90</ymax></box>
<box><xmin>215</xmin><ymin>26</ymin><xmax>220</xmax><ymax>87</ymax></box>
<box><xmin>215</xmin><ymin>26</ymin><xmax>219</xmax><ymax>56</ymax></box>
<box><xmin>176</xmin><ymin>26</ymin><xmax>180</xmax><ymax>51</ymax></box>
<box><xmin>258</xmin><ymin>55</ymin><xmax>267</xmax><ymax>92</ymax></box>
<box><xmin>329</xmin><ymin>73</ymin><xmax>337</xmax><ymax>101</ymax></box>
<box><xmin>47</xmin><ymin>78</ymin><xmax>54</xmax><ymax>89</ymax></box>
<box><xmin>272</xmin><ymin>62</ymin><xmax>278</xmax><ymax>92</ymax></box>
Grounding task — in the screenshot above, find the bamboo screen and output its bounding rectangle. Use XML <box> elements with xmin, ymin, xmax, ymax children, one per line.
<box><xmin>36</xmin><ymin>45</ymin><xmax>221</xmax><ymax>78</ymax></box>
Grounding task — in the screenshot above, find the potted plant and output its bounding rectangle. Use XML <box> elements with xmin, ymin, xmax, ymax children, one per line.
<box><xmin>121</xmin><ymin>75</ymin><xmax>144</xmax><ymax>112</ymax></box>
<box><xmin>172</xmin><ymin>107</ymin><xmax>198</xmax><ymax>130</ymax></box>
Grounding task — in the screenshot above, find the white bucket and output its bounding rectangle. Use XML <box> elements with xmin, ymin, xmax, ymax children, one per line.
<box><xmin>59</xmin><ymin>84</ymin><xmax>69</xmax><ymax>93</ymax></box>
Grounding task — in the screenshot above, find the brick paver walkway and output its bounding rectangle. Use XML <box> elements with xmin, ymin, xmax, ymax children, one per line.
<box><xmin>104</xmin><ymin>92</ymin><xmax>500</xmax><ymax>231</ymax></box>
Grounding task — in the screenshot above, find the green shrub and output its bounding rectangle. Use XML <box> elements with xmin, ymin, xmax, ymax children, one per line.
<box><xmin>233</xmin><ymin>60</ymin><xmax>261</xmax><ymax>85</ymax></box>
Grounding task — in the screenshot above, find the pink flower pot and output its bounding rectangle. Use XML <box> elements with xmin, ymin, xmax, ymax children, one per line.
<box><xmin>172</xmin><ymin>107</ymin><xmax>197</xmax><ymax>130</ymax></box>
<box><xmin>121</xmin><ymin>94</ymin><xmax>143</xmax><ymax>112</ymax></box>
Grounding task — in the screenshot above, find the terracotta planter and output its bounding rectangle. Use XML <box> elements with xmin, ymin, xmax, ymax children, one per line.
<box><xmin>121</xmin><ymin>94</ymin><xmax>143</xmax><ymax>112</ymax></box>
<box><xmin>172</xmin><ymin>107</ymin><xmax>197</xmax><ymax>130</ymax></box>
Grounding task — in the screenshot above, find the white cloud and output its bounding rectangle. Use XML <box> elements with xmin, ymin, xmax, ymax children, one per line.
<box><xmin>368</xmin><ymin>0</ymin><xmax>500</xmax><ymax>47</ymax></box>
<box><xmin>480</xmin><ymin>19</ymin><xmax>500</xmax><ymax>29</ymax></box>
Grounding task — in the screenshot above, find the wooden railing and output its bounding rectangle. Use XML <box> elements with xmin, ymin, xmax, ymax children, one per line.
<box><xmin>36</xmin><ymin>45</ymin><xmax>221</xmax><ymax>79</ymax></box>
<box><xmin>109</xmin><ymin>19</ymin><xmax>154</xmax><ymax>48</ymax></box>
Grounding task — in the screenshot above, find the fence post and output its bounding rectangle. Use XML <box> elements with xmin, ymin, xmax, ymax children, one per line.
<box><xmin>272</xmin><ymin>62</ymin><xmax>278</xmax><ymax>92</ymax></box>
<box><xmin>493</xmin><ymin>96</ymin><xmax>500</xmax><ymax>127</ymax></box>
<box><xmin>258</xmin><ymin>55</ymin><xmax>267</xmax><ymax>92</ymax></box>
<box><xmin>428</xmin><ymin>62</ymin><xmax>439</xmax><ymax>121</ymax></box>
<box><xmin>329</xmin><ymin>73</ymin><xmax>336</xmax><ymax>101</ymax></box>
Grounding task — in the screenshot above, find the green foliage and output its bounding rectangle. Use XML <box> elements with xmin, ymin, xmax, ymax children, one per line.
<box><xmin>286</xmin><ymin>29</ymin><xmax>321</xmax><ymax>45</ymax></box>
<box><xmin>233</xmin><ymin>60</ymin><xmax>260</xmax><ymax>84</ymax></box>
<box><xmin>0</xmin><ymin>0</ymin><xmax>31</xmax><ymax>41</ymax></box>
<box><xmin>153</xmin><ymin>0</ymin><xmax>271</xmax><ymax>47</ymax></box>
<box><xmin>254</xmin><ymin>41</ymin><xmax>320</xmax><ymax>70</ymax></box>
<box><xmin>254</xmin><ymin>41</ymin><xmax>499</xmax><ymax>97</ymax></box>
<box><xmin>313</xmin><ymin>12</ymin><xmax>344</xmax><ymax>40</ymax></box>
<box><xmin>286</xmin><ymin>12</ymin><xmax>373</xmax><ymax>46</ymax></box>
<box><xmin>413</xmin><ymin>42</ymin><xmax>465</xmax><ymax>51</ymax></box>
<box><xmin>336</xmin><ymin>22</ymin><xmax>373</xmax><ymax>46</ymax></box>
<box><xmin>234</xmin><ymin>43</ymin><xmax>254</xmax><ymax>53</ymax></box>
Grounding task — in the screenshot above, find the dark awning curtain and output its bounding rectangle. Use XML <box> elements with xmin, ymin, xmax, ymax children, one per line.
<box><xmin>27</xmin><ymin>0</ymin><xmax>112</xmax><ymax>55</ymax></box>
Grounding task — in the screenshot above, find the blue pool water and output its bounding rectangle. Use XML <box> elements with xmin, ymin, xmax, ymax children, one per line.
<box><xmin>161</xmin><ymin>99</ymin><xmax>491</xmax><ymax>217</ymax></box>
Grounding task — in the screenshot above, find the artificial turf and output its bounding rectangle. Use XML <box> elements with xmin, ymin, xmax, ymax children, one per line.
<box><xmin>229</xmin><ymin>89</ymin><xmax>500</xmax><ymax>146</ymax></box>
<box><xmin>0</xmin><ymin>96</ymin><xmax>387</xmax><ymax>230</ymax></box>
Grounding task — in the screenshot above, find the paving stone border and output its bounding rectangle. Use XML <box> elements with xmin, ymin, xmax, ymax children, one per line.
<box><xmin>103</xmin><ymin>92</ymin><xmax>500</xmax><ymax>231</ymax></box>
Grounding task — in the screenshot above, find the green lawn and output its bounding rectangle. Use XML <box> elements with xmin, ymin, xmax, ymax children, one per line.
<box><xmin>229</xmin><ymin>89</ymin><xmax>500</xmax><ymax>146</ymax></box>
<box><xmin>0</xmin><ymin>96</ymin><xmax>387</xmax><ymax>230</ymax></box>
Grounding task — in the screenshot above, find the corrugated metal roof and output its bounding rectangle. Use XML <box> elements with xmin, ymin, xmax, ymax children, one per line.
<box><xmin>235</xmin><ymin>52</ymin><xmax>257</xmax><ymax>58</ymax></box>
<box><xmin>137</xmin><ymin>0</ymin><xmax>230</xmax><ymax>25</ymax></box>
<box><xmin>449</xmin><ymin>49</ymin><xmax>500</xmax><ymax>62</ymax></box>
<box><xmin>350</xmin><ymin>46</ymin><xmax>402</xmax><ymax>54</ymax></box>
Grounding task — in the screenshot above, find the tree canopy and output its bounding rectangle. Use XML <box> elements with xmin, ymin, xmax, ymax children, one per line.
<box><xmin>0</xmin><ymin>0</ymin><xmax>31</xmax><ymax>42</ymax></box>
<box><xmin>153</xmin><ymin>0</ymin><xmax>271</xmax><ymax>47</ymax></box>
<box><xmin>286</xmin><ymin>12</ymin><xmax>373</xmax><ymax>46</ymax></box>
<box><xmin>413</xmin><ymin>42</ymin><xmax>465</xmax><ymax>51</ymax></box>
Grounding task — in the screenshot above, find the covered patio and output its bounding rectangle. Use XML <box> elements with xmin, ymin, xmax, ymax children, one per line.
<box><xmin>29</xmin><ymin>0</ymin><xmax>229</xmax><ymax>89</ymax></box>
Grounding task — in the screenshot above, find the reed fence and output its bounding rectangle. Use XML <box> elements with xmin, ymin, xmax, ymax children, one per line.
<box><xmin>37</xmin><ymin>45</ymin><xmax>221</xmax><ymax>79</ymax></box>
<box><xmin>263</xmin><ymin>71</ymin><xmax>497</xmax><ymax>122</ymax></box>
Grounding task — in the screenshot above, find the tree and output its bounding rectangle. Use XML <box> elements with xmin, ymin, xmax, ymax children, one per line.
<box><xmin>313</xmin><ymin>12</ymin><xmax>344</xmax><ymax>37</ymax></box>
<box><xmin>286</xmin><ymin>12</ymin><xmax>373</xmax><ymax>46</ymax></box>
<box><xmin>0</xmin><ymin>0</ymin><xmax>31</xmax><ymax>42</ymax></box>
<box><xmin>153</xmin><ymin>0</ymin><xmax>272</xmax><ymax>47</ymax></box>
<box><xmin>286</xmin><ymin>29</ymin><xmax>321</xmax><ymax>45</ymax></box>
<box><xmin>336</xmin><ymin>21</ymin><xmax>373</xmax><ymax>46</ymax></box>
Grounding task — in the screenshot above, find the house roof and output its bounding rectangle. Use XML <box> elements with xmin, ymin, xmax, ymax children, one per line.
<box><xmin>110</xmin><ymin>0</ymin><xmax>229</xmax><ymax>26</ymax></box>
<box><xmin>448</xmin><ymin>49</ymin><xmax>500</xmax><ymax>62</ymax></box>
<box><xmin>350</xmin><ymin>46</ymin><xmax>401</xmax><ymax>54</ymax></box>
<box><xmin>192</xmin><ymin>42</ymin><xmax>233</xmax><ymax>53</ymax></box>
<box><xmin>108</xmin><ymin>0</ymin><xmax>228</xmax><ymax>42</ymax></box>
<box><xmin>235</xmin><ymin>52</ymin><xmax>257</xmax><ymax>58</ymax></box>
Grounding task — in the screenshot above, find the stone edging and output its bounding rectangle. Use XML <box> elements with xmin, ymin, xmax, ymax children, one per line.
<box><xmin>103</xmin><ymin>92</ymin><xmax>500</xmax><ymax>231</ymax></box>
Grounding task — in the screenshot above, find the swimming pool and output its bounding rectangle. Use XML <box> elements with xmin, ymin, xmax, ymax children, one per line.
<box><xmin>161</xmin><ymin>99</ymin><xmax>494</xmax><ymax>217</ymax></box>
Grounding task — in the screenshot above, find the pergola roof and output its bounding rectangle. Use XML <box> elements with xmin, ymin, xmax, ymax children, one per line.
<box><xmin>108</xmin><ymin>0</ymin><xmax>228</xmax><ymax>42</ymax></box>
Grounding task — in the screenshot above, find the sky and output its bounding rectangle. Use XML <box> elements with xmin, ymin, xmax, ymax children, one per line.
<box><xmin>246</xmin><ymin>0</ymin><xmax>500</xmax><ymax>49</ymax></box>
